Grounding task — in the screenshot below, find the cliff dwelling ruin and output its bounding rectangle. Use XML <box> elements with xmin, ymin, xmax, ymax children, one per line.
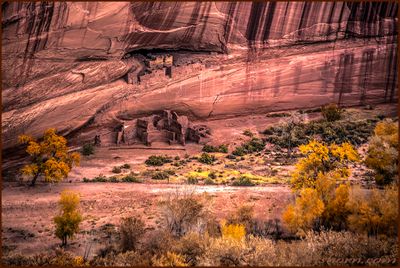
<box><xmin>110</xmin><ymin>110</ymin><xmax>211</xmax><ymax>147</ymax></box>
<box><xmin>124</xmin><ymin>52</ymin><xmax>175</xmax><ymax>85</ymax></box>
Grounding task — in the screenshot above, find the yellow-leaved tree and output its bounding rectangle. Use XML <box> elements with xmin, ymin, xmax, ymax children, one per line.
<box><xmin>347</xmin><ymin>185</ymin><xmax>398</xmax><ymax>236</ymax></box>
<box><xmin>18</xmin><ymin>128</ymin><xmax>80</xmax><ymax>186</ymax></box>
<box><xmin>282</xmin><ymin>188</ymin><xmax>325</xmax><ymax>235</ymax></box>
<box><xmin>283</xmin><ymin>140</ymin><xmax>359</xmax><ymax>235</ymax></box>
<box><xmin>364</xmin><ymin>119</ymin><xmax>398</xmax><ymax>185</ymax></box>
<box><xmin>54</xmin><ymin>190</ymin><xmax>83</xmax><ymax>247</ymax></box>
<box><xmin>291</xmin><ymin>140</ymin><xmax>359</xmax><ymax>190</ymax></box>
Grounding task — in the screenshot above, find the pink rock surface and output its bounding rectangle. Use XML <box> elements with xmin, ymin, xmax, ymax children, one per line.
<box><xmin>1</xmin><ymin>2</ymin><xmax>398</xmax><ymax>150</ymax></box>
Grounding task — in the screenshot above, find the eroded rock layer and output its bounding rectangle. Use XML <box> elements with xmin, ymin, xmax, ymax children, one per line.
<box><xmin>1</xmin><ymin>1</ymin><xmax>398</xmax><ymax>150</ymax></box>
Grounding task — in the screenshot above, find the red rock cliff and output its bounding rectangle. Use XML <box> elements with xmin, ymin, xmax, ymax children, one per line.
<box><xmin>1</xmin><ymin>2</ymin><xmax>398</xmax><ymax>149</ymax></box>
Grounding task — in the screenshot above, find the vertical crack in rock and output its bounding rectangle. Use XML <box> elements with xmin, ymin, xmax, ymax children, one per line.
<box><xmin>208</xmin><ymin>94</ymin><xmax>221</xmax><ymax>118</ymax></box>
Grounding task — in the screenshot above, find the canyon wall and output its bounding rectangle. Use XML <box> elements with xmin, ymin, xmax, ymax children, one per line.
<box><xmin>2</xmin><ymin>1</ymin><xmax>398</xmax><ymax>150</ymax></box>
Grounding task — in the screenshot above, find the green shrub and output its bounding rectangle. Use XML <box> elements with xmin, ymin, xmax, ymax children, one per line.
<box><xmin>243</xmin><ymin>129</ymin><xmax>254</xmax><ymax>137</ymax></box>
<box><xmin>122</xmin><ymin>174</ymin><xmax>141</xmax><ymax>183</ymax></box>
<box><xmin>233</xmin><ymin>138</ymin><xmax>265</xmax><ymax>156</ymax></box>
<box><xmin>93</xmin><ymin>174</ymin><xmax>107</xmax><ymax>182</ymax></box>
<box><xmin>321</xmin><ymin>103</ymin><xmax>342</xmax><ymax>122</ymax></box>
<box><xmin>145</xmin><ymin>155</ymin><xmax>173</xmax><ymax>166</ymax></box>
<box><xmin>121</xmin><ymin>163</ymin><xmax>131</xmax><ymax>169</ymax></box>
<box><xmin>198</xmin><ymin>153</ymin><xmax>216</xmax><ymax>165</ymax></box>
<box><xmin>203</xmin><ymin>144</ymin><xmax>229</xmax><ymax>153</ymax></box>
<box><xmin>187</xmin><ymin>176</ymin><xmax>199</xmax><ymax>184</ymax></box>
<box><xmin>173</xmin><ymin>160</ymin><xmax>186</xmax><ymax>167</ymax></box>
<box><xmin>232</xmin><ymin>146</ymin><xmax>246</xmax><ymax>156</ymax></box>
<box><xmin>82</xmin><ymin>177</ymin><xmax>90</xmax><ymax>183</ymax></box>
<box><xmin>81</xmin><ymin>143</ymin><xmax>95</xmax><ymax>156</ymax></box>
<box><xmin>152</xmin><ymin>171</ymin><xmax>170</xmax><ymax>180</ymax></box>
<box><xmin>264</xmin><ymin>119</ymin><xmax>377</xmax><ymax>148</ymax></box>
<box><xmin>232</xmin><ymin>176</ymin><xmax>255</xmax><ymax>186</ymax></box>
<box><xmin>202</xmin><ymin>145</ymin><xmax>218</xmax><ymax>153</ymax></box>
<box><xmin>108</xmin><ymin>176</ymin><xmax>119</xmax><ymax>183</ymax></box>
<box><xmin>112</xmin><ymin>166</ymin><xmax>122</xmax><ymax>174</ymax></box>
<box><xmin>218</xmin><ymin>144</ymin><xmax>228</xmax><ymax>153</ymax></box>
<box><xmin>245</xmin><ymin>138</ymin><xmax>265</xmax><ymax>152</ymax></box>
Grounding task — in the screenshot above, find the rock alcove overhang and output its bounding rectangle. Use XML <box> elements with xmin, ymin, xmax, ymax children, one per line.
<box><xmin>1</xmin><ymin>1</ymin><xmax>398</xmax><ymax>157</ymax></box>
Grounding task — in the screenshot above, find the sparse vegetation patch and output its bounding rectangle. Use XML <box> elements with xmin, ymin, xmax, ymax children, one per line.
<box><xmin>145</xmin><ymin>155</ymin><xmax>173</xmax><ymax>166</ymax></box>
<box><xmin>264</xmin><ymin>118</ymin><xmax>378</xmax><ymax>148</ymax></box>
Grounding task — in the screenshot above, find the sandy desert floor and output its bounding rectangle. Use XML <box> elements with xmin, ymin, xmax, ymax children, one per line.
<box><xmin>2</xmin><ymin>103</ymin><xmax>397</xmax><ymax>258</ymax></box>
<box><xmin>2</xmin><ymin>182</ymin><xmax>291</xmax><ymax>258</ymax></box>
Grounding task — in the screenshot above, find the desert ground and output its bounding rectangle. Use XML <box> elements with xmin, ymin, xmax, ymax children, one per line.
<box><xmin>2</xmin><ymin>103</ymin><xmax>397</xmax><ymax>261</ymax></box>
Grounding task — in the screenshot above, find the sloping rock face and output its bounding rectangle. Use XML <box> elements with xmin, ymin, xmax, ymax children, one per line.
<box><xmin>2</xmin><ymin>1</ymin><xmax>398</xmax><ymax>150</ymax></box>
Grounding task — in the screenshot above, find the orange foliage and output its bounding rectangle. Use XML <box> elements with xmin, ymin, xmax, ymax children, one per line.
<box><xmin>18</xmin><ymin>128</ymin><xmax>80</xmax><ymax>186</ymax></box>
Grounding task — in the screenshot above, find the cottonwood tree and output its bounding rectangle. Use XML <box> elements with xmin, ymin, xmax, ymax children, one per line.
<box><xmin>18</xmin><ymin>128</ymin><xmax>80</xmax><ymax>186</ymax></box>
<box><xmin>54</xmin><ymin>190</ymin><xmax>83</xmax><ymax>247</ymax></box>
<box><xmin>347</xmin><ymin>185</ymin><xmax>398</xmax><ymax>236</ymax></box>
<box><xmin>365</xmin><ymin>119</ymin><xmax>398</xmax><ymax>185</ymax></box>
<box><xmin>284</xmin><ymin>140</ymin><xmax>359</xmax><ymax>235</ymax></box>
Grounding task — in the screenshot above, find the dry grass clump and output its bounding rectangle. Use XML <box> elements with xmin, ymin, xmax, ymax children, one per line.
<box><xmin>91</xmin><ymin>250</ymin><xmax>150</xmax><ymax>266</ymax></box>
<box><xmin>3</xmin><ymin>228</ymin><xmax>396</xmax><ymax>266</ymax></box>
<box><xmin>2</xmin><ymin>248</ymin><xmax>87</xmax><ymax>266</ymax></box>
<box><xmin>159</xmin><ymin>191</ymin><xmax>205</xmax><ymax>237</ymax></box>
<box><xmin>198</xmin><ymin>236</ymin><xmax>247</xmax><ymax>266</ymax></box>
<box><xmin>174</xmin><ymin>232</ymin><xmax>209</xmax><ymax>266</ymax></box>
<box><xmin>119</xmin><ymin>217</ymin><xmax>146</xmax><ymax>252</ymax></box>
<box><xmin>151</xmin><ymin>252</ymin><xmax>188</xmax><ymax>266</ymax></box>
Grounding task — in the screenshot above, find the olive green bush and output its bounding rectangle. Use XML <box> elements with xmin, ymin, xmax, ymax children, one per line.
<box><xmin>198</xmin><ymin>153</ymin><xmax>216</xmax><ymax>165</ymax></box>
<box><xmin>145</xmin><ymin>155</ymin><xmax>173</xmax><ymax>166</ymax></box>
<box><xmin>119</xmin><ymin>217</ymin><xmax>146</xmax><ymax>252</ymax></box>
<box><xmin>264</xmin><ymin>118</ymin><xmax>377</xmax><ymax>148</ymax></box>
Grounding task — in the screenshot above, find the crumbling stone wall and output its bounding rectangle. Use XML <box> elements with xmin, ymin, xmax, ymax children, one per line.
<box><xmin>135</xmin><ymin>110</ymin><xmax>210</xmax><ymax>146</ymax></box>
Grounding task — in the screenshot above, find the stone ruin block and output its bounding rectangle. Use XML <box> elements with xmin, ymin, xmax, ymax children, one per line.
<box><xmin>126</xmin><ymin>71</ymin><xmax>138</xmax><ymax>84</ymax></box>
<box><xmin>187</xmin><ymin>124</ymin><xmax>211</xmax><ymax>144</ymax></box>
<box><xmin>165</xmin><ymin>131</ymin><xmax>176</xmax><ymax>144</ymax></box>
<box><xmin>146</xmin><ymin>130</ymin><xmax>167</xmax><ymax>146</ymax></box>
<box><xmin>133</xmin><ymin>110</ymin><xmax>211</xmax><ymax>146</ymax></box>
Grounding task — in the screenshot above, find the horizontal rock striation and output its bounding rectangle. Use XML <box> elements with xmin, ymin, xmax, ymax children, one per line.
<box><xmin>1</xmin><ymin>1</ymin><xmax>398</xmax><ymax>151</ymax></box>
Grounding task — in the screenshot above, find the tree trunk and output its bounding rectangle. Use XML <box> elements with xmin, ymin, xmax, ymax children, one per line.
<box><xmin>30</xmin><ymin>173</ymin><xmax>40</xmax><ymax>187</ymax></box>
<box><xmin>62</xmin><ymin>236</ymin><xmax>67</xmax><ymax>247</ymax></box>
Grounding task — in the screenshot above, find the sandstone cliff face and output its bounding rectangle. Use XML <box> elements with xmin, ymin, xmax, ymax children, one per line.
<box><xmin>1</xmin><ymin>1</ymin><xmax>398</xmax><ymax>150</ymax></box>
